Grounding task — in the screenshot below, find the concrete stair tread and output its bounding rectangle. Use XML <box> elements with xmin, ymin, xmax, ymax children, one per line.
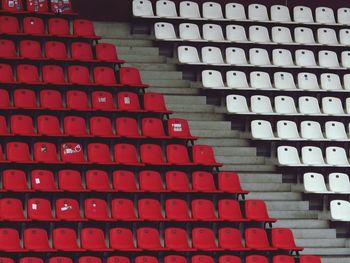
<box><xmin>222</xmin><ymin>164</ymin><xmax>276</xmax><ymax>172</ymax></box>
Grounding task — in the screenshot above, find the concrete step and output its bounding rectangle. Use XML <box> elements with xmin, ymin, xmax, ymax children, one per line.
<box><xmin>165</xmin><ymin>95</ymin><xmax>207</xmax><ymax>105</ymax></box>
<box><xmin>246</xmin><ymin>192</ymin><xmax>301</xmax><ymax>200</ymax></box>
<box><xmin>266</xmin><ymin>201</ymin><xmax>310</xmax><ymax>211</ymax></box>
<box><xmin>321</xmin><ymin>257</ymin><xmax>350</xmax><ymax>263</ymax></box>
<box><xmin>141</xmin><ymin>71</ymin><xmax>183</xmax><ymax>80</ymax></box>
<box><xmin>222</xmin><ymin>164</ymin><xmax>276</xmax><ymax>172</ymax></box>
<box><xmin>217</xmin><ymin>156</ymin><xmax>266</xmax><ymax>165</ymax></box>
<box><xmin>293</xmin><ymin>229</ymin><xmax>337</xmax><ymax>239</ymax></box>
<box><xmin>168</xmin><ymin>104</ymin><xmax>215</xmax><ymax>113</ymax></box>
<box><xmin>191</xmin><ymin>130</ymin><xmax>239</xmax><ymax>138</ymax></box>
<box><xmin>125</xmin><ymin>62</ymin><xmax>177</xmax><ymax>71</ymax></box>
<box><xmin>241</xmin><ymin>183</ymin><xmax>291</xmax><ymax>192</ymax></box>
<box><xmin>297</xmin><ymin>238</ymin><xmax>347</xmax><ymax>248</ymax></box>
<box><xmin>214</xmin><ymin>147</ymin><xmax>257</xmax><ymax>156</ymax></box>
<box><xmin>189</xmin><ymin>121</ymin><xmax>231</xmax><ymax>130</ymax></box>
<box><xmin>118</xmin><ymin>46</ymin><xmax>160</xmax><ymax>56</ymax></box>
<box><xmin>269</xmin><ymin>210</ymin><xmax>319</xmax><ymax>219</ymax></box>
<box><xmin>274</xmin><ymin>219</ymin><xmax>329</xmax><ymax>229</ymax></box>
<box><xmin>120</xmin><ymin>54</ymin><xmax>166</xmax><ymax>63</ymax></box>
<box><xmin>171</xmin><ymin>112</ymin><xmax>225</xmax><ymax>121</ymax></box>
<box><xmin>148</xmin><ymin>87</ymin><xmax>200</xmax><ymax>95</ymax></box>
<box><xmin>303</xmin><ymin>248</ymin><xmax>350</xmax><ymax>255</ymax></box>
<box><xmin>147</xmin><ymin>79</ymin><xmax>191</xmax><ymax>88</ymax></box>
<box><xmin>104</xmin><ymin>38</ymin><xmax>154</xmax><ymax>47</ymax></box>
<box><xmin>238</xmin><ymin>173</ymin><xmax>283</xmax><ymax>183</ymax></box>
<box><xmin>197</xmin><ymin>138</ymin><xmax>249</xmax><ymax>147</ymax></box>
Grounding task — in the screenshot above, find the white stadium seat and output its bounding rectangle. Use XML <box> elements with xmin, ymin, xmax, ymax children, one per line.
<box><xmin>318</xmin><ymin>50</ymin><xmax>341</xmax><ymax>68</ymax></box>
<box><xmin>179</xmin><ymin>23</ymin><xmax>203</xmax><ymax>41</ymax></box>
<box><xmin>202</xmin><ymin>2</ymin><xmax>224</xmax><ymax>20</ymax></box>
<box><xmin>133</xmin><ymin>0</ymin><xmax>154</xmax><ymax>17</ymax></box>
<box><xmin>277</xmin><ymin>146</ymin><xmax>302</xmax><ymax>166</ymax></box>
<box><xmin>226</xmin><ymin>71</ymin><xmax>250</xmax><ymax>89</ymax></box>
<box><xmin>250</xmin><ymin>71</ymin><xmax>273</xmax><ymax>90</ymax></box>
<box><xmin>272</xmin><ymin>27</ymin><xmax>293</xmax><ymax>44</ymax></box>
<box><xmin>329</xmin><ymin>173</ymin><xmax>350</xmax><ymax>193</ymax></box>
<box><xmin>203</xmin><ymin>24</ymin><xmax>226</xmax><ymax>41</ymax></box>
<box><xmin>295</xmin><ymin>49</ymin><xmax>318</xmax><ymax>67</ymax></box>
<box><xmin>293</xmin><ymin>6</ymin><xmax>314</xmax><ymax>23</ymax></box>
<box><xmin>225</xmin><ymin>3</ymin><xmax>247</xmax><ymax>20</ymax></box>
<box><xmin>277</xmin><ymin>121</ymin><xmax>301</xmax><ymax>139</ymax></box>
<box><xmin>154</xmin><ymin>22</ymin><xmax>178</xmax><ymax>40</ymax></box>
<box><xmin>249</xmin><ymin>48</ymin><xmax>272</xmax><ymax>66</ymax></box>
<box><xmin>202</xmin><ymin>70</ymin><xmax>226</xmax><ymax>89</ymax></box>
<box><xmin>326</xmin><ymin>147</ymin><xmax>350</xmax><ymax>166</ymax></box>
<box><xmin>320</xmin><ymin>73</ymin><xmax>343</xmax><ymax>91</ymax></box>
<box><xmin>178</xmin><ymin>46</ymin><xmax>202</xmax><ymax>64</ymax></box>
<box><xmin>344</xmin><ymin>74</ymin><xmax>350</xmax><ymax>90</ymax></box>
<box><xmin>301</xmin><ymin>146</ymin><xmax>326</xmax><ymax>166</ymax></box>
<box><xmin>322</xmin><ymin>97</ymin><xmax>345</xmax><ymax>115</ymax></box>
<box><xmin>339</xmin><ymin>29</ymin><xmax>350</xmax><ymax>45</ymax></box>
<box><xmin>294</xmin><ymin>27</ymin><xmax>316</xmax><ymax>45</ymax></box>
<box><xmin>325</xmin><ymin>121</ymin><xmax>348</xmax><ymax>140</ymax></box>
<box><xmin>179</xmin><ymin>1</ymin><xmax>201</xmax><ymax>19</ymax></box>
<box><xmin>226</xmin><ymin>25</ymin><xmax>249</xmax><ymax>42</ymax></box>
<box><xmin>226</xmin><ymin>95</ymin><xmax>250</xmax><ymax>113</ymax></box>
<box><xmin>299</xmin><ymin>96</ymin><xmax>322</xmax><ymax>115</ymax></box>
<box><xmin>275</xmin><ymin>96</ymin><xmax>298</xmax><ymax>114</ymax></box>
<box><xmin>315</xmin><ymin>7</ymin><xmax>336</xmax><ymax>24</ymax></box>
<box><xmin>338</xmin><ymin>8</ymin><xmax>350</xmax><ymax>25</ymax></box>
<box><xmin>156</xmin><ymin>0</ymin><xmax>178</xmax><ymax>17</ymax></box>
<box><xmin>270</xmin><ymin>5</ymin><xmax>291</xmax><ymax>22</ymax></box>
<box><xmin>317</xmin><ymin>28</ymin><xmax>339</xmax><ymax>45</ymax></box>
<box><xmin>346</xmin><ymin>98</ymin><xmax>350</xmax><ymax>114</ymax></box>
<box><xmin>297</xmin><ymin>72</ymin><xmax>320</xmax><ymax>90</ymax></box>
<box><xmin>249</xmin><ymin>25</ymin><xmax>271</xmax><ymax>43</ymax></box>
<box><xmin>201</xmin><ymin>46</ymin><xmax>225</xmax><ymax>65</ymax></box>
<box><xmin>330</xmin><ymin>200</ymin><xmax>350</xmax><ymax>221</ymax></box>
<box><xmin>251</xmin><ymin>120</ymin><xmax>276</xmax><ymax>140</ymax></box>
<box><xmin>300</xmin><ymin>121</ymin><xmax>324</xmax><ymax>140</ymax></box>
<box><xmin>272</xmin><ymin>49</ymin><xmax>295</xmax><ymax>67</ymax></box>
<box><xmin>248</xmin><ymin>3</ymin><xmax>269</xmax><ymax>21</ymax></box>
<box><xmin>251</xmin><ymin>95</ymin><xmax>274</xmax><ymax>114</ymax></box>
<box><xmin>341</xmin><ymin>51</ymin><xmax>350</xmax><ymax>68</ymax></box>
<box><xmin>304</xmin><ymin>173</ymin><xmax>331</xmax><ymax>193</ymax></box>
<box><xmin>274</xmin><ymin>72</ymin><xmax>297</xmax><ymax>90</ymax></box>
<box><xmin>225</xmin><ymin>47</ymin><xmax>249</xmax><ymax>65</ymax></box>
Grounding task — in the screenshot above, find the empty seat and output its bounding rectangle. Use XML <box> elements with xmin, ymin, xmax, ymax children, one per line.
<box><xmin>245</xmin><ymin>228</ymin><xmax>276</xmax><ymax>250</ymax></box>
<box><xmin>299</xmin><ymin>96</ymin><xmax>322</xmax><ymax>115</ymax></box>
<box><xmin>226</xmin><ymin>95</ymin><xmax>249</xmax><ymax>113</ymax></box>
<box><xmin>202</xmin><ymin>2</ymin><xmax>224</xmax><ymax>19</ymax></box>
<box><xmin>164</xmin><ymin>227</ymin><xmax>193</xmax><ymax>250</ymax></box>
<box><xmin>56</xmin><ymin>198</ymin><xmax>83</xmax><ymax>221</ymax></box>
<box><xmin>138</xmin><ymin>198</ymin><xmax>164</xmax><ymax>220</ymax></box>
<box><xmin>86</xmin><ymin>170</ymin><xmax>112</xmax><ymax>191</ymax></box>
<box><xmin>298</xmin><ymin>73</ymin><xmax>320</xmax><ymax>90</ymax></box>
<box><xmin>218</xmin><ymin>171</ymin><xmax>247</xmax><ymax>194</ymax></box>
<box><xmin>272</xmin><ymin>27</ymin><xmax>293</xmax><ymax>44</ymax></box>
<box><xmin>58</xmin><ymin>170</ymin><xmax>87</xmax><ymax>192</ymax></box>
<box><xmin>90</xmin><ymin>117</ymin><xmax>114</xmax><ymax>137</ymax></box>
<box><xmin>53</xmin><ymin>228</ymin><xmax>84</xmax><ymax>251</ymax></box>
<box><xmin>219</xmin><ymin>256</ymin><xmax>241</xmax><ymax>263</ymax></box>
<box><xmin>17</xmin><ymin>64</ymin><xmax>40</xmax><ymax>83</ymax></box>
<box><xmin>135</xmin><ymin>257</ymin><xmax>158</xmax><ymax>263</ymax></box>
<box><xmin>114</xmin><ymin>144</ymin><xmax>141</xmax><ymax>165</ymax></box>
<box><xmin>275</xmin><ymin>96</ymin><xmax>298</xmax><ymax>114</ymax></box>
<box><xmin>192</xmin><ymin>256</ymin><xmax>214</xmax><ymax>263</ymax></box>
<box><xmin>218</xmin><ymin>227</ymin><xmax>248</xmax><ymax>250</ymax></box>
<box><xmin>23</xmin><ymin>228</ymin><xmax>54</xmax><ymax>251</ymax></box>
<box><xmin>318</xmin><ymin>28</ymin><xmax>338</xmax><ymax>45</ymax></box>
<box><xmin>154</xmin><ymin>22</ymin><xmax>177</xmax><ymax>40</ymax></box>
<box><xmin>300</xmin><ymin>121</ymin><xmax>324</xmax><ymax>140</ymax></box>
<box><xmin>40</xmin><ymin>90</ymin><xmax>64</xmax><ymax>110</ymax></box>
<box><xmin>68</xmin><ymin>65</ymin><xmax>91</xmax><ymax>84</ymax></box>
<box><xmin>165</xmin><ymin>198</ymin><xmax>191</xmax><ymax>220</ymax></box>
<box><xmin>271</xmin><ymin>5</ymin><xmax>291</xmax><ymax>22</ymax></box>
<box><xmin>0</xmin><ymin>89</ymin><xmax>11</xmax><ymax>108</ymax></box>
<box><xmin>0</xmin><ymin>16</ymin><xmax>20</xmax><ymax>34</ymax></box>
<box><xmin>48</xmin><ymin>18</ymin><xmax>71</xmax><ymax>36</ymax></box>
<box><xmin>202</xmin><ymin>46</ymin><xmax>225</xmax><ymax>65</ymax></box>
<box><xmin>218</xmin><ymin>199</ymin><xmax>246</xmax><ymax>221</ymax></box>
<box><xmin>0</xmin><ymin>198</ymin><xmax>27</xmax><ymax>221</ymax></box>
<box><xmin>249</xmin><ymin>48</ymin><xmax>271</xmax><ymax>66</ymax></box>
<box><xmin>11</xmin><ymin>115</ymin><xmax>35</xmax><ymax>135</ymax></box>
<box><xmin>293</xmin><ymin>6</ymin><xmax>314</xmax><ymax>23</ymax></box>
<box><xmin>168</xmin><ymin>118</ymin><xmax>196</xmax><ymax>139</ymax></box>
<box><xmin>27</xmin><ymin>198</ymin><xmax>55</xmax><ymax>221</ymax></box>
<box><xmin>192</xmin><ymin>171</ymin><xmax>216</xmax><ymax>192</ymax></box>
<box><xmin>179</xmin><ymin>1</ymin><xmax>201</xmax><ymax>19</ymax></box>
<box><xmin>166</xmin><ymin>144</ymin><xmax>193</xmax><ymax>165</ymax></box>
<box><xmin>23</xmin><ymin>17</ymin><xmax>45</xmax><ymax>35</ymax></box>
<box><xmin>179</xmin><ymin>23</ymin><xmax>202</xmax><ymax>41</ymax></box>
<box><xmin>19</xmin><ymin>40</ymin><xmax>42</xmax><ymax>59</ymax></box>
<box><xmin>302</xmin><ymin>146</ymin><xmax>326</xmax><ymax>166</ymax></box>
<box><xmin>137</xmin><ymin>227</ymin><xmax>163</xmax><ymax>250</ymax></box>
<box><xmin>165</xmin><ymin>171</ymin><xmax>191</xmax><ymax>192</ymax></box>
<box><xmin>304</xmin><ymin>172</ymin><xmax>330</xmax><ymax>193</ymax></box>
<box><xmin>192</xmin><ymin>228</ymin><xmax>219</xmax><ymax>250</ymax></box>
<box><xmin>294</xmin><ymin>27</ymin><xmax>316</xmax><ymax>44</ymax></box>
<box><xmin>192</xmin><ymin>145</ymin><xmax>222</xmax><ymax>166</ymax></box>
<box><xmin>142</xmin><ymin>118</ymin><xmax>167</xmax><ymax>138</ymax></box>
<box><xmin>339</xmin><ymin>29</ymin><xmax>350</xmax><ymax>45</ymax></box>
<box><xmin>330</xmin><ymin>200</ymin><xmax>350</xmax><ymax>221</ymax></box>
<box><xmin>273</xmin><ymin>49</ymin><xmax>295</xmax><ymax>67</ymax></box>
<box><xmin>0</xmin><ymin>228</ymin><xmax>25</xmax><ymax>251</ymax></box>
<box><xmin>116</xmin><ymin>117</ymin><xmax>140</xmax><ymax>138</ymax></box>
<box><xmin>2</xmin><ymin>0</ymin><xmax>24</xmax><ymax>11</ymax></box>
<box><xmin>34</xmin><ymin>142</ymin><xmax>60</xmax><ymax>163</ymax></box>
<box><xmin>329</xmin><ymin>173</ymin><xmax>350</xmax><ymax>193</ymax></box>
<box><xmin>192</xmin><ymin>199</ymin><xmax>217</xmax><ymax>220</ymax></box>
<box><xmin>96</xmin><ymin>43</ymin><xmax>123</xmax><ymax>62</ymax></box>
<box><xmin>245</xmin><ymin>200</ymin><xmax>276</xmax><ymax>224</ymax></box>
<box><xmin>249</xmin><ymin>26</ymin><xmax>270</xmax><ymax>43</ymax></box>
<box><xmin>27</xmin><ymin>0</ymin><xmax>49</xmax><ymax>13</ymax></box>
<box><xmin>250</xmin><ymin>71</ymin><xmax>273</xmax><ymax>89</ymax></box>
<box><xmin>299</xmin><ymin>256</ymin><xmax>322</xmax><ymax>263</ymax></box>
<box><xmin>109</xmin><ymin>228</ymin><xmax>139</xmax><ymax>250</ymax></box>
<box><xmin>316</xmin><ymin>7</ymin><xmax>336</xmax><ymax>24</ymax></box>
<box><xmin>251</xmin><ymin>95</ymin><xmax>273</xmax><ymax>114</ymax></box>
<box><xmin>118</xmin><ymin>92</ymin><xmax>142</xmax><ymax>112</ymax></box>
<box><xmin>272</xmin><ymin>228</ymin><xmax>303</xmax><ymax>253</ymax></box>
<box><xmin>71</xmin><ymin>42</ymin><xmax>93</xmax><ymax>61</ymax></box>
<box><xmin>325</xmin><ymin>121</ymin><xmax>348</xmax><ymax>140</ymax></box>
<box><xmin>85</xmin><ymin>198</ymin><xmax>111</xmax><ymax>221</ymax></box>
<box><xmin>251</xmin><ymin>120</ymin><xmax>275</xmax><ymax>140</ymax></box>
<box><xmin>111</xmin><ymin>198</ymin><xmax>138</xmax><ymax>220</ymax></box>
<box><xmin>226</xmin><ymin>47</ymin><xmax>249</xmax><ymax>65</ymax></box>
<box><xmin>132</xmin><ymin>0</ymin><xmax>154</xmax><ymax>17</ymax></box>
<box><xmin>87</xmin><ymin>143</ymin><xmax>113</xmax><ymax>164</ymax></box>
<box><xmin>6</xmin><ymin>142</ymin><xmax>32</xmax><ymax>162</ymax></box>
<box><xmin>31</xmin><ymin>170</ymin><xmax>58</xmax><ymax>192</ymax></box>
<box><xmin>73</xmin><ymin>19</ymin><xmax>97</xmax><ymax>38</ymax></box>
<box><xmin>42</xmin><ymin>65</ymin><xmax>66</xmax><ymax>84</ymax></box>
<box><xmin>203</xmin><ymin>24</ymin><xmax>226</xmax><ymax>42</ymax></box>
<box><xmin>178</xmin><ymin>46</ymin><xmax>201</xmax><ymax>64</ymax></box>
<box><xmin>119</xmin><ymin>67</ymin><xmax>147</xmax><ymax>87</ymax></box>
<box><xmin>140</xmin><ymin>144</ymin><xmax>168</xmax><ymax>165</ymax></box>
<box><xmin>79</xmin><ymin>257</ymin><xmax>102</xmax><ymax>263</ymax></box>
<box><xmin>156</xmin><ymin>0</ymin><xmax>177</xmax><ymax>17</ymax></box>
<box><xmin>226</xmin><ymin>25</ymin><xmax>249</xmax><ymax>42</ymax></box>
<box><xmin>226</xmin><ymin>71</ymin><xmax>250</xmax><ymax>89</ymax></box>
<box><xmin>49</xmin><ymin>257</ymin><xmax>73</xmax><ymax>263</ymax></box>
<box><xmin>80</xmin><ymin>228</ymin><xmax>110</xmax><ymax>251</ymax></box>
<box><xmin>91</xmin><ymin>91</ymin><xmax>115</xmax><ymax>110</ymax></box>
<box><xmin>225</xmin><ymin>3</ymin><xmax>246</xmax><ymax>20</ymax></box>
<box><xmin>3</xmin><ymin>169</ymin><xmax>30</xmax><ymax>192</ymax></box>
<box><xmin>64</xmin><ymin>116</ymin><xmax>88</xmax><ymax>136</ymax></box>
<box><xmin>60</xmin><ymin>142</ymin><xmax>85</xmax><ymax>163</ymax></box>
<box><xmin>248</xmin><ymin>3</ymin><xmax>269</xmax><ymax>21</ymax></box>
<box><xmin>139</xmin><ymin>170</ymin><xmax>165</xmax><ymax>192</ymax></box>
<box><xmin>322</xmin><ymin>97</ymin><xmax>345</xmax><ymax>115</ymax></box>
<box><xmin>295</xmin><ymin>50</ymin><xmax>318</xmax><ymax>67</ymax></box>
<box><xmin>319</xmin><ymin>50</ymin><xmax>341</xmax><ymax>68</ymax></box>
<box><xmin>320</xmin><ymin>73</ymin><xmax>342</xmax><ymax>91</ymax></box>
<box><xmin>144</xmin><ymin>92</ymin><xmax>170</xmax><ymax>113</ymax></box>
<box><xmin>246</xmin><ymin>256</ymin><xmax>268</xmax><ymax>263</ymax></box>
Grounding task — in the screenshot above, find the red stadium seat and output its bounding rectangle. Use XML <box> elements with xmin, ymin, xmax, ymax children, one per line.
<box><xmin>135</xmin><ymin>257</ymin><xmax>158</xmax><ymax>263</ymax></box>
<box><xmin>138</xmin><ymin>198</ymin><xmax>164</xmax><ymax>220</ymax></box>
<box><xmin>246</xmin><ymin>256</ymin><xmax>268</xmax><ymax>263</ymax></box>
<box><xmin>115</xmin><ymin>117</ymin><xmax>141</xmax><ymax>138</ymax></box>
<box><xmin>90</xmin><ymin>116</ymin><xmax>114</xmax><ymax>137</ymax></box>
<box><xmin>68</xmin><ymin>65</ymin><xmax>91</xmax><ymax>84</ymax></box>
<box><xmin>164</xmin><ymin>228</ymin><xmax>194</xmax><ymax>251</ymax></box>
<box><xmin>14</xmin><ymin>89</ymin><xmax>37</xmax><ymax>108</ymax></box>
<box><xmin>111</xmin><ymin>198</ymin><xmax>138</xmax><ymax>220</ymax></box>
<box><xmin>45</xmin><ymin>41</ymin><xmax>68</xmax><ymax>60</ymax></box>
<box><xmin>80</xmin><ymin>228</ymin><xmax>111</xmax><ymax>251</ymax></box>
<box><xmin>0</xmin><ymin>115</ymin><xmax>8</xmax><ymax>135</ymax></box>
<box><xmin>219</xmin><ymin>256</ymin><xmax>242</xmax><ymax>263</ymax></box>
<box><xmin>27</xmin><ymin>0</ymin><xmax>49</xmax><ymax>13</ymax></box>
<box><xmin>139</xmin><ymin>170</ymin><xmax>165</xmax><ymax>192</ymax></box>
<box><xmin>114</xmin><ymin>143</ymin><xmax>142</xmax><ymax>166</ymax></box>
<box><xmin>37</xmin><ymin>115</ymin><xmax>63</xmax><ymax>136</ymax></box>
<box><xmin>93</xmin><ymin>66</ymin><xmax>117</xmax><ymax>85</ymax></box>
<box><xmin>53</xmin><ymin>228</ymin><xmax>84</xmax><ymax>251</ymax></box>
<box><xmin>142</xmin><ymin>118</ymin><xmax>168</xmax><ymax>138</ymax></box>
<box><xmin>165</xmin><ymin>199</ymin><xmax>191</xmax><ymax>221</ymax></box>
<box><xmin>140</xmin><ymin>144</ymin><xmax>168</xmax><ymax>165</ymax></box>
<box><xmin>64</xmin><ymin>116</ymin><xmax>88</xmax><ymax>136</ymax></box>
<box><xmin>273</xmin><ymin>256</ymin><xmax>295</xmax><ymax>263</ymax></box>
<box><xmin>165</xmin><ymin>171</ymin><xmax>191</xmax><ymax>192</ymax></box>
<box><xmin>27</xmin><ymin>198</ymin><xmax>56</xmax><ymax>221</ymax></box>
<box><xmin>0</xmin><ymin>64</ymin><xmax>14</xmax><ymax>83</ymax></box>
<box><xmin>164</xmin><ymin>255</ymin><xmax>187</xmax><ymax>263</ymax></box>
<box><xmin>79</xmin><ymin>257</ymin><xmax>102</xmax><ymax>263</ymax></box>
<box><xmin>31</xmin><ymin>169</ymin><xmax>59</xmax><ymax>192</ymax></box>
<box><xmin>271</xmin><ymin>228</ymin><xmax>303</xmax><ymax>253</ymax></box>
<box><xmin>85</xmin><ymin>170</ymin><xmax>112</xmax><ymax>191</ymax></box>
<box><xmin>192</xmin><ymin>145</ymin><xmax>223</xmax><ymax>167</ymax></box>
<box><xmin>49</xmin><ymin>257</ymin><xmax>73</xmax><ymax>263</ymax></box>
<box><xmin>245</xmin><ymin>228</ymin><xmax>277</xmax><ymax>251</ymax></box>
<box><xmin>91</xmin><ymin>91</ymin><xmax>115</xmax><ymax>110</ymax></box>
<box><xmin>6</xmin><ymin>142</ymin><xmax>32</xmax><ymax>162</ymax></box>
<box><xmin>84</xmin><ymin>198</ymin><xmax>112</xmax><ymax>221</ymax></box>
<box><xmin>19</xmin><ymin>40</ymin><xmax>42</xmax><ymax>59</ymax></box>
<box><xmin>96</xmin><ymin>43</ymin><xmax>124</xmax><ymax>62</ymax></box>
<box><xmin>0</xmin><ymin>16</ymin><xmax>20</xmax><ymax>34</ymax></box>
<box><xmin>50</xmin><ymin>0</ymin><xmax>73</xmax><ymax>14</ymax></box>
<box><xmin>299</xmin><ymin>256</ymin><xmax>322</xmax><ymax>263</ymax></box>
<box><xmin>0</xmin><ymin>198</ymin><xmax>27</xmax><ymax>221</ymax></box>
<box><xmin>112</xmin><ymin>170</ymin><xmax>138</xmax><ymax>192</ymax></box>
<box><xmin>218</xmin><ymin>172</ymin><xmax>249</xmax><ymax>195</ymax></box>
<box><xmin>73</xmin><ymin>19</ymin><xmax>98</xmax><ymax>38</ymax></box>
<box><xmin>144</xmin><ymin>92</ymin><xmax>171</xmax><ymax>113</ymax></box>
<box><xmin>23</xmin><ymin>228</ymin><xmax>55</xmax><ymax>251</ymax></box>
<box><xmin>60</xmin><ymin>142</ymin><xmax>85</xmax><ymax>163</ymax></box>
<box><xmin>48</xmin><ymin>18</ymin><xmax>71</xmax><ymax>36</ymax></box>
<box><xmin>137</xmin><ymin>227</ymin><xmax>163</xmax><ymax>250</ymax></box>
<box><xmin>23</xmin><ymin>17</ymin><xmax>45</xmax><ymax>35</ymax></box>
<box><xmin>40</xmin><ymin>90</ymin><xmax>64</xmax><ymax>109</ymax></box>
<box><xmin>2</xmin><ymin>0</ymin><xmax>24</xmax><ymax>12</ymax></box>
<box><xmin>87</xmin><ymin>143</ymin><xmax>113</xmax><ymax>164</ymax></box>
<box><xmin>167</xmin><ymin>144</ymin><xmax>193</xmax><ymax>165</ymax></box>
<box><xmin>33</xmin><ymin>142</ymin><xmax>60</xmax><ymax>163</ymax></box>
<box><xmin>0</xmin><ymin>228</ymin><xmax>26</xmax><ymax>251</ymax></box>
<box><xmin>71</xmin><ymin>42</ymin><xmax>93</xmax><ymax>61</ymax></box>
<box><xmin>10</xmin><ymin>115</ymin><xmax>36</xmax><ymax>135</ymax></box>
<box><xmin>218</xmin><ymin>228</ymin><xmax>249</xmax><ymax>251</ymax></box>
<box><xmin>192</xmin><ymin>228</ymin><xmax>221</xmax><ymax>250</ymax></box>
<box><xmin>42</xmin><ymin>65</ymin><xmax>66</xmax><ymax>84</ymax></box>
<box><xmin>66</xmin><ymin>90</ymin><xmax>89</xmax><ymax>110</ymax></box>
<box><xmin>192</xmin><ymin>199</ymin><xmax>218</xmax><ymax>221</ymax></box>
<box><xmin>58</xmin><ymin>169</ymin><xmax>87</xmax><ymax>192</ymax></box>
<box><xmin>3</xmin><ymin>169</ymin><xmax>31</xmax><ymax>192</ymax></box>
<box><xmin>0</xmin><ymin>89</ymin><xmax>11</xmax><ymax>108</ymax></box>
<box><xmin>109</xmin><ymin>228</ymin><xmax>140</xmax><ymax>251</ymax></box>
<box><xmin>117</xmin><ymin>92</ymin><xmax>142</xmax><ymax>111</ymax></box>
<box><xmin>192</xmin><ymin>256</ymin><xmax>213</xmax><ymax>263</ymax></box>
<box><xmin>0</xmin><ymin>40</ymin><xmax>16</xmax><ymax>58</ymax></box>
<box><xmin>218</xmin><ymin>199</ymin><xmax>247</xmax><ymax>222</ymax></box>
<box><xmin>119</xmin><ymin>67</ymin><xmax>148</xmax><ymax>88</ymax></box>
<box><xmin>0</xmin><ymin>145</ymin><xmax>6</xmax><ymax>162</ymax></box>
<box><xmin>168</xmin><ymin>118</ymin><xmax>196</xmax><ymax>139</ymax></box>
<box><xmin>17</xmin><ymin>64</ymin><xmax>40</xmax><ymax>84</ymax></box>
<box><xmin>245</xmin><ymin>200</ymin><xmax>277</xmax><ymax>225</ymax></box>
<box><xmin>0</xmin><ymin>257</ymin><xmax>14</xmax><ymax>263</ymax></box>
<box><xmin>192</xmin><ymin>171</ymin><xmax>217</xmax><ymax>192</ymax></box>
<box><xmin>56</xmin><ymin>198</ymin><xmax>84</xmax><ymax>221</ymax></box>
